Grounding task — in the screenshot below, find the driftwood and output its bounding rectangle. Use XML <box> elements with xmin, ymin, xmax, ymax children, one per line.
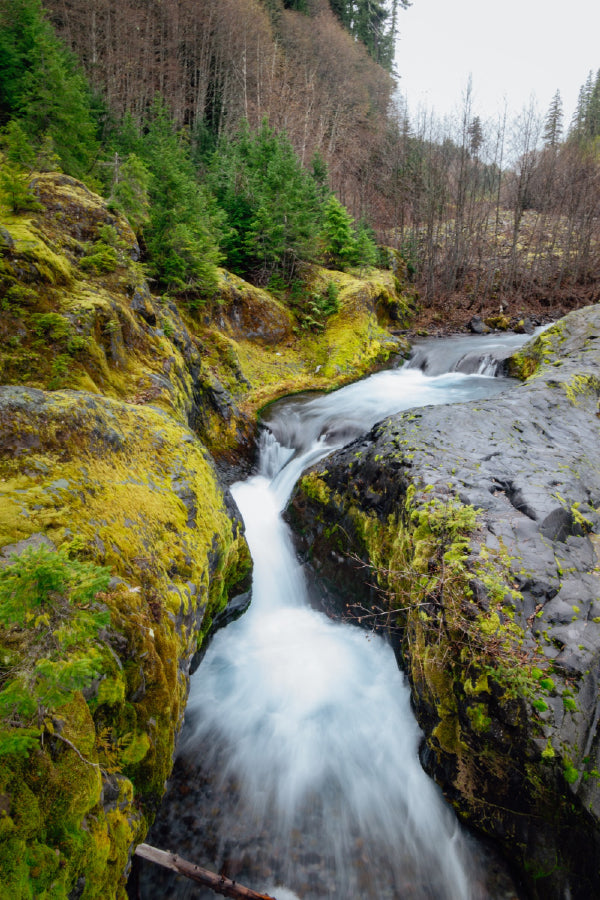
<box><xmin>134</xmin><ymin>843</ymin><xmax>278</xmax><ymax>900</ymax></box>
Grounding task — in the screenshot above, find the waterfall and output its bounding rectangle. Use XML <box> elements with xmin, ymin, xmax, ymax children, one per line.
<box><xmin>141</xmin><ymin>332</ymin><xmax>534</xmax><ymax>899</ymax></box>
<box><xmin>177</xmin><ymin>426</ymin><xmax>479</xmax><ymax>899</ymax></box>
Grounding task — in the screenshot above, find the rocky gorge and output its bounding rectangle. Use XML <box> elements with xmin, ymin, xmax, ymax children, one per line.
<box><xmin>287</xmin><ymin>305</ymin><xmax>600</xmax><ymax>898</ymax></box>
<box><xmin>0</xmin><ymin>170</ymin><xmax>599</xmax><ymax>899</ymax></box>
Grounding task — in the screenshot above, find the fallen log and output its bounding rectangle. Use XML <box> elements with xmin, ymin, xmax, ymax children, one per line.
<box><xmin>134</xmin><ymin>843</ymin><xmax>278</xmax><ymax>900</ymax></box>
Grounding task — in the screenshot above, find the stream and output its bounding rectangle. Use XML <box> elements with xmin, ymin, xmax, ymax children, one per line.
<box><xmin>138</xmin><ymin>331</ymin><xmax>537</xmax><ymax>900</ymax></box>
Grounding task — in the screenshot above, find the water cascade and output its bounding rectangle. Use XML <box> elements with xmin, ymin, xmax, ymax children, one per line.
<box><xmin>141</xmin><ymin>334</ymin><xmax>534</xmax><ymax>900</ymax></box>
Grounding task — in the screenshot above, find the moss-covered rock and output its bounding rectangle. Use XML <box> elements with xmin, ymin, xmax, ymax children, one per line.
<box><xmin>0</xmin><ymin>387</ymin><xmax>250</xmax><ymax>898</ymax></box>
<box><xmin>0</xmin><ymin>176</ymin><xmax>411</xmax><ymax>467</ymax></box>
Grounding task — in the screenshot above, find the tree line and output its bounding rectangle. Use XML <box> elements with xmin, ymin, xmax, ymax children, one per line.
<box><xmin>378</xmin><ymin>74</ymin><xmax>600</xmax><ymax>312</ymax></box>
<box><xmin>41</xmin><ymin>0</ymin><xmax>399</xmax><ymax>224</ymax></box>
<box><xmin>1</xmin><ymin>0</ymin><xmax>598</xmax><ymax>318</ymax></box>
<box><xmin>0</xmin><ymin>0</ymin><xmax>383</xmax><ymax>309</ymax></box>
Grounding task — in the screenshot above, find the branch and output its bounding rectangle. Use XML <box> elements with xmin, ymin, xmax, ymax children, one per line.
<box><xmin>50</xmin><ymin>732</ymin><xmax>106</xmax><ymax>776</ymax></box>
<box><xmin>134</xmin><ymin>844</ymin><xmax>278</xmax><ymax>900</ymax></box>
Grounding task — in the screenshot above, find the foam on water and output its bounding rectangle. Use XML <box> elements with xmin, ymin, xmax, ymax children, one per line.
<box><xmin>176</xmin><ymin>334</ymin><xmax>536</xmax><ymax>898</ymax></box>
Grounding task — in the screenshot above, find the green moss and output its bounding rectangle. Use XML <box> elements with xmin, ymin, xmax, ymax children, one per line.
<box><xmin>0</xmin><ymin>391</ymin><xmax>251</xmax><ymax>897</ymax></box>
<box><xmin>2</xmin><ymin>217</ymin><xmax>74</xmax><ymax>286</ymax></box>
<box><xmin>466</xmin><ymin>703</ymin><xmax>492</xmax><ymax>732</ymax></box>
<box><xmin>563</xmin><ymin>764</ymin><xmax>579</xmax><ymax>785</ymax></box>
<box><xmin>541</xmin><ymin>741</ymin><xmax>555</xmax><ymax>761</ymax></box>
<box><xmin>300</xmin><ymin>472</ymin><xmax>331</xmax><ymax>505</ymax></box>
<box><xmin>561</xmin><ymin>373</ymin><xmax>600</xmax><ymax>407</ymax></box>
<box><xmin>507</xmin><ymin>322</ymin><xmax>566</xmax><ymax>381</ymax></box>
<box><xmin>0</xmin><ymin>173</ymin><xmax>418</xmax><ymax>896</ymax></box>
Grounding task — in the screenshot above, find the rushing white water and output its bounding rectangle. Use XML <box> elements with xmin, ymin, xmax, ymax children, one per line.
<box><xmin>174</xmin><ymin>343</ymin><xmax>529</xmax><ymax>899</ymax></box>
<box><xmin>168</xmin><ymin>335</ymin><xmax>536</xmax><ymax>899</ymax></box>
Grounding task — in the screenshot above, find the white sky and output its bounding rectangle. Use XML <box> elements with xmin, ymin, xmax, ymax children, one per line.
<box><xmin>395</xmin><ymin>0</ymin><xmax>600</xmax><ymax>127</ymax></box>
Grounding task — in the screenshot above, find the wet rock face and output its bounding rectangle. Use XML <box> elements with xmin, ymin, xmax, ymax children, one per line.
<box><xmin>217</xmin><ymin>271</ymin><xmax>294</xmax><ymax>344</ymax></box>
<box><xmin>287</xmin><ymin>305</ymin><xmax>600</xmax><ymax>899</ymax></box>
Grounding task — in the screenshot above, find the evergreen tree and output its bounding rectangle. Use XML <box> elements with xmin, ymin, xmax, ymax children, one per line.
<box><xmin>328</xmin><ymin>1</ymin><xmax>407</xmax><ymax>71</ymax></box>
<box><xmin>467</xmin><ymin>116</ymin><xmax>484</xmax><ymax>158</ymax></box>
<box><xmin>0</xmin><ymin>161</ymin><xmax>43</xmax><ymax>214</ymax></box>
<box><xmin>107</xmin><ymin>154</ymin><xmax>151</xmax><ymax>234</ymax></box>
<box><xmin>137</xmin><ymin>99</ymin><xmax>223</xmax><ymax>297</ymax></box>
<box><xmin>570</xmin><ymin>71</ymin><xmax>594</xmax><ymax>141</ymax></box>
<box><xmin>329</xmin><ymin>0</ymin><xmax>353</xmax><ymax>29</ymax></box>
<box><xmin>543</xmin><ymin>90</ymin><xmax>564</xmax><ymax>148</ymax></box>
<box><xmin>0</xmin><ymin>0</ymin><xmax>98</xmax><ymax>178</ymax></box>
<box><xmin>0</xmin><ymin>120</ymin><xmax>36</xmax><ymax>170</ymax></box>
<box><xmin>209</xmin><ymin>121</ymin><xmax>322</xmax><ymax>283</ymax></box>
<box><xmin>0</xmin><ymin>121</ymin><xmax>43</xmax><ymax>213</ymax></box>
<box><xmin>320</xmin><ymin>195</ymin><xmax>358</xmax><ymax>266</ymax></box>
<box><xmin>353</xmin><ymin>220</ymin><xmax>379</xmax><ymax>267</ymax></box>
<box><xmin>587</xmin><ymin>69</ymin><xmax>600</xmax><ymax>139</ymax></box>
<box><xmin>320</xmin><ymin>195</ymin><xmax>377</xmax><ymax>269</ymax></box>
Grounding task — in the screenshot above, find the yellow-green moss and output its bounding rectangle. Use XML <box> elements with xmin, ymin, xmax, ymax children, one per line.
<box><xmin>0</xmin><ymin>172</ymin><xmax>417</xmax><ymax>897</ymax></box>
<box><xmin>0</xmin><ymin>392</ymin><xmax>250</xmax><ymax>898</ymax></box>
<box><xmin>507</xmin><ymin>321</ymin><xmax>567</xmax><ymax>381</ymax></box>
<box><xmin>299</xmin><ymin>472</ymin><xmax>331</xmax><ymax>505</ymax></box>
<box><xmin>1</xmin><ymin>217</ymin><xmax>74</xmax><ymax>287</ymax></box>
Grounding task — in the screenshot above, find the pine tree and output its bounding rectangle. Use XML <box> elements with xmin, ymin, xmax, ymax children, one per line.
<box><xmin>139</xmin><ymin>99</ymin><xmax>223</xmax><ymax>297</ymax></box>
<box><xmin>543</xmin><ymin>90</ymin><xmax>564</xmax><ymax>148</ymax></box>
<box><xmin>320</xmin><ymin>195</ymin><xmax>358</xmax><ymax>267</ymax></box>
<box><xmin>587</xmin><ymin>69</ymin><xmax>600</xmax><ymax>139</ymax></box>
<box><xmin>467</xmin><ymin>116</ymin><xmax>484</xmax><ymax>158</ymax></box>
<box><xmin>570</xmin><ymin>71</ymin><xmax>594</xmax><ymax>140</ymax></box>
<box><xmin>0</xmin><ymin>0</ymin><xmax>99</xmax><ymax>178</ymax></box>
<box><xmin>107</xmin><ymin>154</ymin><xmax>151</xmax><ymax>234</ymax></box>
<box><xmin>328</xmin><ymin>1</ymin><xmax>407</xmax><ymax>71</ymax></box>
<box><xmin>209</xmin><ymin>121</ymin><xmax>321</xmax><ymax>283</ymax></box>
<box><xmin>0</xmin><ymin>120</ymin><xmax>36</xmax><ymax>170</ymax></box>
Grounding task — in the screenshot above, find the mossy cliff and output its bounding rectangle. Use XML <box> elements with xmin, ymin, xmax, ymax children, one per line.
<box><xmin>287</xmin><ymin>305</ymin><xmax>600</xmax><ymax>899</ymax></box>
<box><xmin>0</xmin><ymin>388</ymin><xmax>251</xmax><ymax>898</ymax></box>
<box><xmin>0</xmin><ymin>173</ymin><xmax>412</xmax><ymax>897</ymax></box>
<box><xmin>0</xmin><ymin>172</ymin><xmax>411</xmax><ymax>465</ymax></box>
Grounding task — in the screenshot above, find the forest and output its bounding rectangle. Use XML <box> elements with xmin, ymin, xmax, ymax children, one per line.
<box><xmin>1</xmin><ymin>0</ymin><xmax>598</xmax><ymax>325</ymax></box>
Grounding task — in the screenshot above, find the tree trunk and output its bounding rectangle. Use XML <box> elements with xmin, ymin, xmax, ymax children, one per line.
<box><xmin>134</xmin><ymin>843</ymin><xmax>278</xmax><ymax>900</ymax></box>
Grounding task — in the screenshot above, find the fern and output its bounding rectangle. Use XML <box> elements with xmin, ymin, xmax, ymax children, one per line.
<box><xmin>95</xmin><ymin>726</ymin><xmax>122</xmax><ymax>774</ymax></box>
